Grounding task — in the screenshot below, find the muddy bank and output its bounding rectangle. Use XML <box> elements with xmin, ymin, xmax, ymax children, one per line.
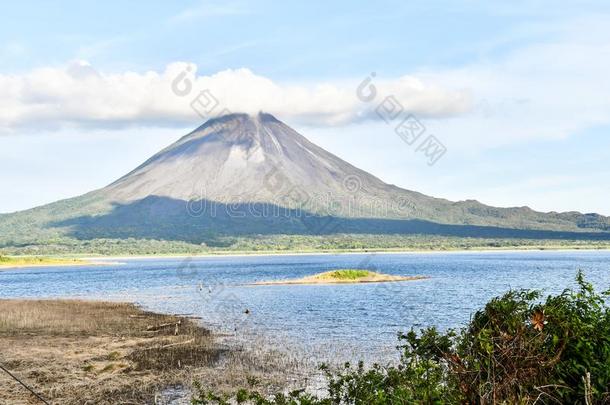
<box><xmin>0</xmin><ymin>299</ymin><xmax>299</xmax><ymax>404</ymax></box>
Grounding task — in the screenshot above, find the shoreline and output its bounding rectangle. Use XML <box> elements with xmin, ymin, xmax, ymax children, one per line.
<box><xmin>81</xmin><ymin>246</ymin><xmax>610</xmax><ymax>261</ymax></box>
<box><xmin>0</xmin><ymin>247</ymin><xmax>610</xmax><ymax>271</ymax></box>
<box><xmin>1</xmin><ymin>246</ymin><xmax>608</xmax><ymax>270</ymax></box>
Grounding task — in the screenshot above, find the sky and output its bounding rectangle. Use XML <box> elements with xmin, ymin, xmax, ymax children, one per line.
<box><xmin>1</xmin><ymin>0</ymin><xmax>609</xmax><ymax>215</ymax></box>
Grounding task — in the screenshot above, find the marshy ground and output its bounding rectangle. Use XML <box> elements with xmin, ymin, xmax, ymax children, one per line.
<box><xmin>0</xmin><ymin>299</ymin><xmax>299</xmax><ymax>404</ymax></box>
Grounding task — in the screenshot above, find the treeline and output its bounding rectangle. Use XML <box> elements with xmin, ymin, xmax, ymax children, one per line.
<box><xmin>1</xmin><ymin>234</ymin><xmax>609</xmax><ymax>256</ymax></box>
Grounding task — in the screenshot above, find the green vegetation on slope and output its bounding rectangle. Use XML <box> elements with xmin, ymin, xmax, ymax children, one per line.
<box><xmin>0</xmin><ymin>189</ymin><xmax>609</xmax><ymax>258</ymax></box>
<box><xmin>194</xmin><ymin>271</ymin><xmax>610</xmax><ymax>404</ymax></box>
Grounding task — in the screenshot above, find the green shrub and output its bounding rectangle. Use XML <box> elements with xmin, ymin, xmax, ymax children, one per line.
<box><xmin>192</xmin><ymin>271</ymin><xmax>610</xmax><ymax>404</ymax></box>
<box><xmin>326</xmin><ymin>270</ymin><xmax>372</xmax><ymax>280</ymax></box>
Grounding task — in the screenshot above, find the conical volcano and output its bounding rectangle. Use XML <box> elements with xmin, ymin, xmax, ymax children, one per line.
<box><xmin>103</xmin><ymin>112</ymin><xmax>400</xmax><ymax>208</ymax></box>
<box><xmin>1</xmin><ymin>112</ymin><xmax>609</xmax><ymax>250</ymax></box>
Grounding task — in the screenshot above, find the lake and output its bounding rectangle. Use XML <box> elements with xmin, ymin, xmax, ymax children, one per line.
<box><xmin>2</xmin><ymin>250</ymin><xmax>609</xmax><ymax>364</ymax></box>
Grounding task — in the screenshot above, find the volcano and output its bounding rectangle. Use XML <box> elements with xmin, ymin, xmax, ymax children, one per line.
<box><xmin>1</xmin><ymin>112</ymin><xmax>609</xmax><ymax>250</ymax></box>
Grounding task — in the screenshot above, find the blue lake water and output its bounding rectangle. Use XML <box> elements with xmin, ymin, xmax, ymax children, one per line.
<box><xmin>1</xmin><ymin>251</ymin><xmax>609</xmax><ymax>363</ymax></box>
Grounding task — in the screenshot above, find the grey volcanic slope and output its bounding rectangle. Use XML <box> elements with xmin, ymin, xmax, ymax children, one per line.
<box><xmin>0</xmin><ymin>112</ymin><xmax>609</xmax><ymax>246</ymax></box>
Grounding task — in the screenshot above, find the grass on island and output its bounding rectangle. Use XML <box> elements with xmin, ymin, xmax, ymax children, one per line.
<box><xmin>0</xmin><ymin>300</ymin><xmax>296</xmax><ymax>405</ymax></box>
<box><xmin>0</xmin><ymin>255</ymin><xmax>86</xmax><ymax>268</ymax></box>
<box><xmin>253</xmin><ymin>269</ymin><xmax>429</xmax><ymax>285</ymax></box>
<box><xmin>318</xmin><ymin>269</ymin><xmax>373</xmax><ymax>280</ymax></box>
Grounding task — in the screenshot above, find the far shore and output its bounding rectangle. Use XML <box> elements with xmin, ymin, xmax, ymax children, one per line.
<box><xmin>80</xmin><ymin>246</ymin><xmax>610</xmax><ymax>261</ymax></box>
<box><xmin>0</xmin><ymin>246</ymin><xmax>608</xmax><ymax>270</ymax></box>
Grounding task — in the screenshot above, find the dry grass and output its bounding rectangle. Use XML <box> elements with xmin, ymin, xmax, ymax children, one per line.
<box><xmin>0</xmin><ymin>256</ymin><xmax>87</xmax><ymax>269</ymax></box>
<box><xmin>0</xmin><ymin>300</ymin><xmax>296</xmax><ymax>404</ymax></box>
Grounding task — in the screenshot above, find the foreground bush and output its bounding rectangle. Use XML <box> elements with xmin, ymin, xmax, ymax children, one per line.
<box><xmin>192</xmin><ymin>271</ymin><xmax>610</xmax><ymax>404</ymax></box>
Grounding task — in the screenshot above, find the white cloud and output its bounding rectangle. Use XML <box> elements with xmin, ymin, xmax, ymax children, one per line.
<box><xmin>3</xmin><ymin>13</ymin><xmax>609</xmax><ymax>152</ymax></box>
<box><xmin>0</xmin><ymin>61</ymin><xmax>471</xmax><ymax>134</ymax></box>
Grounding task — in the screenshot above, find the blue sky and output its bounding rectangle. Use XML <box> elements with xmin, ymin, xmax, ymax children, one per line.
<box><xmin>1</xmin><ymin>1</ymin><xmax>609</xmax><ymax>214</ymax></box>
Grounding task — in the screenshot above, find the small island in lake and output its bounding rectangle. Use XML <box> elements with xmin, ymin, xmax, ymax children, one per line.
<box><xmin>252</xmin><ymin>269</ymin><xmax>429</xmax><ymax>285</ymax></box>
